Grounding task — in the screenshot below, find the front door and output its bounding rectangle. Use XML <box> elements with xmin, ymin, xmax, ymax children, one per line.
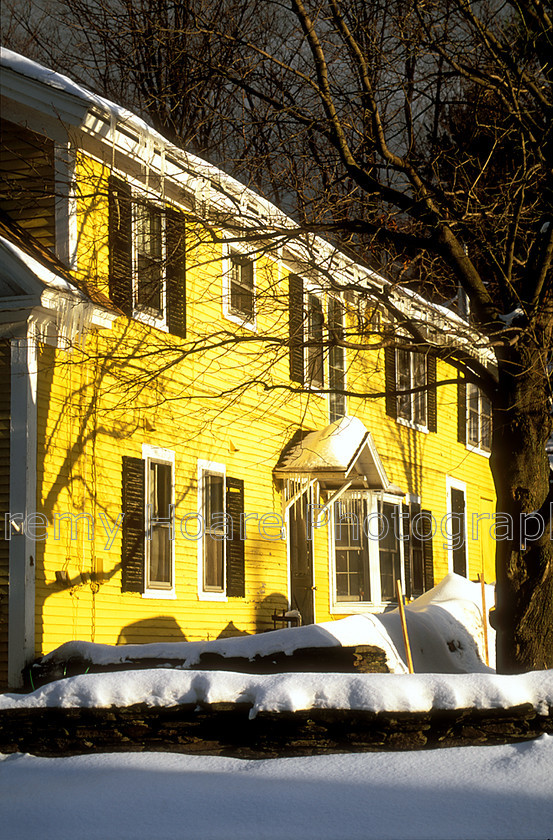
<box><xmin>288</xmin><ymin>495</ymin><xmax>314</xmax><ymax>624</ymax></box>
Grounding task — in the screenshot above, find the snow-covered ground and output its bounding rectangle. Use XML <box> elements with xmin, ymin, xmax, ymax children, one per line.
<box><xmin>2</xmin><ymin>737</ymin><xmax>553</xmax><ymax>840</ymax></box>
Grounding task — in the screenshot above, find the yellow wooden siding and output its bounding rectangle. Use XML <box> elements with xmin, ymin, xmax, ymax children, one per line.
<box><xmin>28</xmin><ymin>148</ymin><xmax>496</xmax><ymax>656</ymax></box>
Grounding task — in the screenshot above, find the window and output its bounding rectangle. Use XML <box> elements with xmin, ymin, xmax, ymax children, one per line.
<box><xmin>202</xmin><ymin>468</ymin><xmax>226</xmax><ymax>592</ymax></box>
<box><xmin>446</xmin><ymin>478</ymin><xmax>467</xmax><ymax>577</ymax></box>
<box><xmin>306</xmin><ymin>293</ymin><xmax>324</xmax><ymax>388</ymax></box>
<box><xmin>229</xmin><ymin>252</ymin><xmax>255</xmax><ymax>322</ymax></box>
<box><xmin>121</xmin><ymin>448</ymin><xmax>175</xmax><ymax>596</ymax></box>
<box><xmin>288</xmin><ymin>275</ymin><xmax>324</xmax><ymax>388</ymax></box>
<box><xmin>197</xmin><ymin>461</ymin><xmax>245</xmax><ymax>599</ymax></box>
<box><xmin>384</xmin><ymin>347</ymin><xmax>437</xmax><ymax>431</ymax></box>
<box><xmin>108</xmin><ymin>175</ymin><xmax>186</xmax><ymax>337</ymax></box>
<box><xmin>223</xmin><ymin>248</ymin><xmax>255</xmax><ymax>328</ymax></box>
<box><xmin>397</xmin><ymin>349</ymin><xmax>427</xmax><ymax>426</ymax></box>
<box><xmin>136</xmin><ymin>203</ymin><xmax>163</xmax><ymax>313</ymax></box>
<box><xmin>332</xmin><ymin>493</ymin><xmax>435</xmax><ymax>610</ymax></box>
<box><xmin>146</xmin><ymin>459</ymin><xmax>173</xmax><ymax>590</ymax></box>
<box><xmin>328</xmin><ymin>297</ymin><xmax>346</xmax><ymax>422</ymax></box>
<box><xmin>467</xmin><ymin>384</ymin><xmax>492</xmax><ymax>451</ymax></box>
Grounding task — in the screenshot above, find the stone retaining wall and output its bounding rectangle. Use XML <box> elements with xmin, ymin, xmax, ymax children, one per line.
<box><xmin>1</xmin><ymin>702</ymin><xmax>551</xmax><ymax>758</ymax></box>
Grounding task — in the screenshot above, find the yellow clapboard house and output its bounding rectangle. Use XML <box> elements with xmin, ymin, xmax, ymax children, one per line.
<box><xmin>0</xmin><ymin>49</ymin><xmax>496</xmax><ymax>687</ymax></box>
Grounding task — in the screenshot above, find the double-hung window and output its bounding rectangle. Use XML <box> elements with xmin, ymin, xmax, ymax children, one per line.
<box><xmin>288</xmin><ymin>275</ymin><xmax>325</xmax><ymax>389</ymax></box>
<box><xmin>467</xmin><ymin>384</ymin><xmax>492</xmax><ymax>451</ymax></box>
<box><xmin>385</xmin><ymin>346</ymin><xmax>437</xmax><ymax>431</ymax></box>
<box><xmin>223</xmin><ymin>247</ymin><xmax>255</xmax><ymax>328</ymax></box>
<box><xmin>306</xmin><ymin>293</ymin><xmax>324</xmax><ymax>388</ymax></box>
<box><xmin>201</xmin><ymin>467</ymin><xmax>226</xmax><ymax>593</ymax></box>
<box><xmin>121</xmin><ymin>447</ymin><xmax>175</xmax><ymax>596</ymax></box>
<box><xmin>108</xmin><ymin>175</ymin><xmax>186</xmax><ymax>337</ymax></box>
<box><xmin>229</xmin><ymin>252</ymin><xmax>255</xmax><ymax>322</ymax></box>
<box><xmin>328</xmin><ymin>297</ymin><xmax>347</xmax><ymax>421</ymax></box>
<box><xmin>197</xmin><ymin>460</ymin><xmax>245</xmax><ymax>599</ymax></box>
<box><xmin>136</xmin><ymin>203</ymin><xmax>163</xmax><ymax>314</ymax></box>
<box><xmin>397</xmin><ymin>349</ymin><xmax>427</xmax><ymax>426</ymax></box>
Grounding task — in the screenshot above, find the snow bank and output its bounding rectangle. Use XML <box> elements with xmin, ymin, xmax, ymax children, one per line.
<box><xmin>1</xmin><ymin>667</ymin><xmax>552</xmax><ymax>717</ymax></box>
<box><xmin>37</xmin><ymin>574</ymin><xmax>493</xmax><ymax>676</ymax></box>
<box><xmin>2</xmin><ymin>737</ymin><xmax>553</xmax><ymax>840</ymax></box>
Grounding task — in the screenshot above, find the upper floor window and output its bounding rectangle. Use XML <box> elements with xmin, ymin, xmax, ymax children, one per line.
<box><xmin>108</xmin><ymin>174</ymin><xmax>186</xmax><ymax>337</ymax></box>
<box><xmin>384</xmin><ymin>346</ymin><xmax>437</xmax><ymax>432</ymax></box>
<box><xmin>467</xmin><ymin>384</ymin><xmax>492</xmax><ymax>450</ymax></box>
<box><xmin>229</xmin><ymin>252</ymin><xmax>255</xmax><ymax>323</ymax></box>
<box><xmin>328</xmin><ymin>297</ymin><xmax>346</xmax><ymax>422</ymax></box>
<box><xmin>306</xmin><ymin>293</ymin><xmax>324</xmax><ymax>388</ymax></box>
<box><xmin>288</xmin><ymin>274</ymin><xmax>326</xmax><ymax>389</ymax></box>
<box><xmin>396</xmin><ymin>349</ymin><xmax>427</xmax><ymax>426</ymax></box>
<box><xmin>136</xmin><ymin>203</ymin><xmax>163</xmax><ymax>314</ymax></box>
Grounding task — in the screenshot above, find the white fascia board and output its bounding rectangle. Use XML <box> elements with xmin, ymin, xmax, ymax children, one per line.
<box><xmin>0</xmin><ymin>63</ymin><xmax>88</xmax><ymax>126</ymax></box>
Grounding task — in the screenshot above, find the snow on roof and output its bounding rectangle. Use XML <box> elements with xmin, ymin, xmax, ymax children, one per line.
<box><xmin>0</xmin><ymin>235</ymin><xmax>84</xmax><ymax>297</ymax></box>
<box><xmin>274</xmin><ymin>416</ymin><xmax>391</xmax><ymax>489</ymax></box>
<box><xmin>0</xmin><ymin>47</ymin><xmax>498</xmax><ymax>355</ymax></box>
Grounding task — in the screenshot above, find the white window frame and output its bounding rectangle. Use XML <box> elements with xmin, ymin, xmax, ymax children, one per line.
<box><xmin>330</xmin><ymin>491</ymin><xmax>405</xmax><ymax>614</ymax></box>
<box><xmin>465</xmin><ymin>383</ymin><xmax>492</xmax><ymax>457</ymax></box>
<box><xmin>222</xmin><ymin>242</ymin><xmax>257</xmax><ymax>331</ymax></box>
<box><xmin>395</xmin><ymin>349</ymin><xmax>429</xmax><ymax>433</ymax></box>
<box><xmin>197</xmin><ymin>459</ymin><xmax>228</xmax><ymax>602</ymax></box>
<box><xmin>142</xmin><ymin>444</ymin><xmax>176</xmax><ymax>599</ymax></box>
<box><xmin>445</xmin><ymin>476</ymin><xmax>469</xmax><ymax>576</ymax></box>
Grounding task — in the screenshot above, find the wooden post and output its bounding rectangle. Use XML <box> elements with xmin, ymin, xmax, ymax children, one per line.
<box><xmin>478</xmin><ymin>573</ymin><xmax>490</xmax><ymax>667</ymax></box>
<box><xmin>396</xmin><ymin>579</ymin><xmax>414</xmax><ymax>674</ymax></box>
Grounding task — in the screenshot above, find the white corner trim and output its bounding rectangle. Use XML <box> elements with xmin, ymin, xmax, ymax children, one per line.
<box><xmin>8</xmin><ymin>329</ymin><xmax>38</xmax><ymax>686</ymax></box>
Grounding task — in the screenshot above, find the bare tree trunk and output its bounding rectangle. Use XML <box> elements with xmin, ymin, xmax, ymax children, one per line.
<box><xmin>491</xmin><ymin>343</ymin><xmax>553</xmax><ymax>672</ymax></box>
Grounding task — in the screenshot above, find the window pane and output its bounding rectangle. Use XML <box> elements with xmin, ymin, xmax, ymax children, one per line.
<box><xmin>379</xmin><ymin>502</ymin><xmax>401</xmax><ymax>601</ymax></box>
<box><xmin>148</xmin><ymin>460</ymin><xmax>172</xmax><ymax>587</ymax></box>
<box><xmin>204</xmin><ymin>471</ymin><xmax>225</xmax><ymax>591</ymax></box>
<box><xmin>329</xmin><ymin>298</ymin><xmax>346</xmax><ymax>421</ymax></box>
<box><xmin>481</xmin><ymin>394</ymin><xmax>492</xmax><ymax>450</ymax></box>
<box><xmin>334</xmin><ymin>497</ymin><xmax>370</xmax><ymax>602</ymax></box>
<box><xmin>230</xmin><ymin>254</ymin><xmax>254</xmax><ymax>320</ymax></box>
<box><xmin>136</xmin><ymin>206</ymin><xmax>162</xmax><ymax>312</ymax></box>
<box><xmin>397</xmin><ymin>349</ymin><xmax>411</xmax><ymax>420</ymax></box>
<box><xmin>307</xmin><ymin>294</ymin><xmax>324</xmax><ymax>387</ymax></box>
<box><xmin>413</xmin><ymin>353</ymin><xmax>427</xmax><ymax>425</ymax></box>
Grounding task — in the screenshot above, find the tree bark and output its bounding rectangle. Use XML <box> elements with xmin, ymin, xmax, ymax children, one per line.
<box><xmin>490</xmin><ymin>342</ymin><xmax>553</xmax><ymax>672</ymax></box>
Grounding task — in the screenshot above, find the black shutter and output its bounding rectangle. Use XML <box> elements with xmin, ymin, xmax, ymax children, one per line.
<box><xmin>108</xmin><ymin>175</ymin><xmax>133</xmax><ymax>315</ymax></box>
<box><xmin>402</xmin><ymin>502</ymin><xmax>412</xmax><ymax>599</ymax></box>
<box><xmin>226</xmin><ymin>476</ymin><xmax>245</xmax><ymax>597</ymax></box>
<box><xmin>427</xmin><ymin>355</ymin><xmax>437</xmax><ymax>432</ymax></box>
<box><xmin>165</xmin><ymin>208</ymin><xmax>186</xmax><ymax>338</ymax></box>
<box><xmin>421</xmin><ymin>509</ymin><xmax>434</xmax><ymax>591</ymax></box>
<box><xmin>457</xmin><ymin>377</ymin><xmax>467</xmax><ymax>444</ymax></box>
<box><xmin>384</xmin><ymin>346</ymin><xmax>397</xmax><ymax>418</ymax></box>
<box><xmin>121</xmin><ymin>456</ymin><xmax>145</xmax><ymax>593</ymax></box>
<box><xmin>289</xmin><ymin>274</ymin><xmax>304</xmax><ymax>384</ymax></box>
